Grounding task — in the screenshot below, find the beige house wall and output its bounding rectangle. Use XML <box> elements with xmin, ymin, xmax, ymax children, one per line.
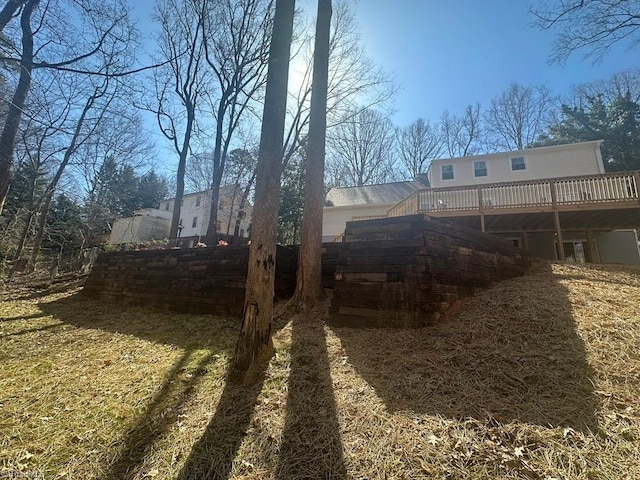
<box><xmin>428</xmin><ymin>141</ymin><xmax>605</xmax><ymax>189</ymax></box>
<box><xmin>322</xmin><ymin>204</ymin><xmax>391</xmax><ymax>242</ymax></box>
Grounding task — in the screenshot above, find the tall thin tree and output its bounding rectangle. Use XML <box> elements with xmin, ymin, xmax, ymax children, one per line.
<box><xmin>231</xmin><ymin>0</ymin><xmax>295</xmax><ymax>383</ymax></box>
<box><xmin>291</xmin><ymin>0</ymin><xmax>331</xmax><ymax>306</ymax></box>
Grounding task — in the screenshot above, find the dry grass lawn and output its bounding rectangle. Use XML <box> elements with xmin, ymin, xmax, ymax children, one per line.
<box><xmin>1</xmin><ymin>262</ymin><xmax>639</xmax><ymax>479</ymax></box>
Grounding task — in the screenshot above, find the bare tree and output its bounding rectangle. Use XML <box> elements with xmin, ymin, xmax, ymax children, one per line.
<box><xmin>282</xmin><ymin>0</ymin><xmax>396</xmax><ymax>168</ymax></box>
<box><xmin>484</xmin><ymin>83</ymin><xmax>556</xmax><ymax>151</ymax></box>
<box><xmin>397</xmin><ymin>118</ymin><xmax>443</xmax><ymax>178</ymax></box>
<box><xmin>0</xmin><ymin>0</ymin><xmax>137</xmax><ymax>214</ymax></box>
<box><xmin>291</xmin><ymin>0</ymin><xmax>331</xmax><ymax>306</ymax></box>
<box><xmin>153</xmin><ymin>0</ymin><xmax>206</xmax><ymax>241</ymax></box>
<box><xmin>327</xmin><ymin>107</ymin><xmax>397</xmax><ymax>187</ymax></box>
<box><xmin>532</xmin><ymin>0</ymin><xmax>640</xmax><ymax>62</ymax></box>
<box><xmin>0</xmin><ymin>0</ymin><xmax>38</xmax><ymax>214</ymax></box>
<box><xmin>441</xmin><ymin>103</ymin><xmax>482</xmax><ymax>157</ymax></box>
<box><xmin>232</xmin><ymin>0</ymin><xmax>294</xmax><ymax>383</ymax></box>
<box><xmin>200</xmin><ymin>0</ymin><xmax>272</xmax><ymax>243</ymax></box>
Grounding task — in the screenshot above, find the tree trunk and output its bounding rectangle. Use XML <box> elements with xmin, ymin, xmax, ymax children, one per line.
<box><xmin>205</xmin><ymin>96</ymin><xmax>228</xmax><ymax>243</ymax></box>
<box><xmin>28</xmin><ymin>189</ymin><xmax>53</xmax><ymax>271</ymax></box>
<box><xmin>169</xmin><ymin>106</ymin><xmax>194</xmax><ymax>241</ymax></box>
<box><xmin>0</xmin><ymin>0</ymin><xmax>38</xmax><ymax>214</ymax></box>
<box><xmin>205</xmin><ymin>171</ymin><xmax>223</xmax><ymax>242</ymax></box>
<box><xmin>0</xmin><ymin>0</ymin><xmax>27</xmax><ymax>32</ymax></box>
<box><xmin>231</xmin><ymin>0</ymin><xmax>295</xmax><ymax>384</ymax></box>
<box><xmin>290</xmin><ymin>0</ymin><xmax>332</xmax><ymax>306</ymax></box>
<box><xmin>233</xmin><ymin>170</ymin><xmax>257</xmax><ymax>241</ymax></box>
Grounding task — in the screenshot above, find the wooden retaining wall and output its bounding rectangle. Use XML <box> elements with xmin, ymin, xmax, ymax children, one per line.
<box><xmin>329</xmin><ymin>214</ymin><xmax>531</xmax><ymax>328</ymax></box>
<box><xmin>83</xmin><ymin>245</ymin><xmax>297</xmax><ymax>316</ymax></box>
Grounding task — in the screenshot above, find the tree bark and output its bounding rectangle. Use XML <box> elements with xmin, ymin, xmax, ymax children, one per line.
<box><xmin>231</xmin><ymin>0</ymin><xmax>295</xmax><ymax>384</ymax></box>
<box><xmin>0</xmin><ymin>0</ymin><xmax>38</xmax><ymax>214</ymax></box>
<box><xmin>291</xmin><ymin>0</ymin><xmax>332</xmax><ymax>306</ymax></box>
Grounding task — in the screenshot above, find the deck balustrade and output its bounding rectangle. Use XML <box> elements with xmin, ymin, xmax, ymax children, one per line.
<box><xmin>387</xmin><ymin>171</ymin><xmax>640</xmax><ymax>218</ymax></box>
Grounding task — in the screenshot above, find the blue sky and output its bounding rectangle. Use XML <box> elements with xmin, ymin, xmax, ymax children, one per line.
<box><xmin>344</xmin><ymin>0</ymin><xmax>635</xmax><ymax>126</ymax></box>
<box><xmin>131</xmin><ymin>0</ymin><xmax>635</xmax><ymax>172</ymax></box>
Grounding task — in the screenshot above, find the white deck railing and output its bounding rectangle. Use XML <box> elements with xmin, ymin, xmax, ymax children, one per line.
<box><xmin>387</xmin><ymin>171</ymin><xmax>640</xmax><ymax>218</ymax></box>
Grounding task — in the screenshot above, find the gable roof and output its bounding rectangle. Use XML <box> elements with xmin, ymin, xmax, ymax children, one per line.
<box><xmin>325</xmin><ymin>180</ymin><xmax>424</xmax><ymax>207</ymax></box>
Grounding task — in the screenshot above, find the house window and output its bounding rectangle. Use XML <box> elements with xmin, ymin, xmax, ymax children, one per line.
<box><xmin>196</xmin><ymin>196</ymin><xmax>201</xmax><ymax>207</ymax></box>
<box><xmin>218</xmin><ymin>199</ymin><xmax>225</xmax><ymax>211</ymax></box>
<box><xmin>181</xmin><ymin>198</ymin><xmax>184</xmax><ymax>206</ymax></box>
<box><xmin>474</xmin><ymin>161</ymin><xmax>487</xmax><ymax>177</ymax></box>
<box><xmin>511</xmin><ymin>156</ymin><xmax>526</xmax><ymax>171</ymax></box>
<box><xmin>164</xmin><ymin>202</ymin><xmax>170</xmax><ymax>210</ymax></box>
<box><xmin>192</xmin><ymin>216</ymin><xmax>198</xmax><ymax>228</ymax></box>
<box><xmin>441</xmin><ymin>165</ymin><xmax>454</xmax><ymax>180</ymax></box>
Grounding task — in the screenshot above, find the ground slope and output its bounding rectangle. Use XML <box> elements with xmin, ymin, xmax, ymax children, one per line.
<box><xmin>0</xmin><ymin>262</ymin><xmax>639</xmax><ymax>479</ymax></box>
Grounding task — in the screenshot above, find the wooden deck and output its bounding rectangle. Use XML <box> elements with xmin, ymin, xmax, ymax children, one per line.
<box><xmin>376</xmin><ymin>171</ymin><xmax>640</xmax><ymax>261</ymax></box>
<box><xmin>388</xmin><ymin>171</ymin><xmax>640</xmax><ymax>219</ymax></box>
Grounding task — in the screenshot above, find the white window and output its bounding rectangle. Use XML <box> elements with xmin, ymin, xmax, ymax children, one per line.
<box><xmin>196</xmin><ymin>196</ymin><xmax>201</xmax><ymax>207</ymax></box>
<box><xmin>441</xmin><ymin>165</ymin><xmax>454</xmax><ymax>180</ymax></box>
<box><xmin>474</xmin><ymin>161</ymin><xmax>487</xmax><ymax>177</ymax></box>
<box><xmin>511</xmin><ymin>156</ymin><xmax>526</xmax><ymax>171</ymax></box>
<box><xmin>192</xmin><ymin>216</ymin><xmax>198</xmax><ymax>228</ymax></box>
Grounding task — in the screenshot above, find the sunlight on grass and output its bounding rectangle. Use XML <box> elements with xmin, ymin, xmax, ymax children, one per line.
<box><xmin>1</xmin><ymin>262</ymin><xmax>639</xmax><ymax>479</ymax></box>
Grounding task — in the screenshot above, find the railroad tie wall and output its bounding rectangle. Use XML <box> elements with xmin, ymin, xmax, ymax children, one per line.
<box><xmin>329</xmin><ymin>214</ymin><xmax>531</xmax><ymax>328</ymax></box>
<box><xmin>83</xmin><ymin>245</ymin><xmax>297</xmax><ymax>316</ymax></box>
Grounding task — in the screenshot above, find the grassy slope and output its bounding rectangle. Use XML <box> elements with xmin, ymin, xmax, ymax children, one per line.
<box><xmin>0</xmin><ymin>263</ymin><xmax>639</xmax><ymax>479</ymax></box>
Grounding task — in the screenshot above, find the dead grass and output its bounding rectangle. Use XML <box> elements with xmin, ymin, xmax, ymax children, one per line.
<box><xmin>1</xmin><ymin>262</ymin><xmax>639</xmax><ymax>479</ymax></box>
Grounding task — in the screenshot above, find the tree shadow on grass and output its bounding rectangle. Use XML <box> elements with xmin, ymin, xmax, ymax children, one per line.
<box><xmin>333</xmin><ymin>264</ymin><xmax>600</xmax><ymax>432</ymax></box>
<box><xmin>177</xmin><ymin>312</ymin><xmax>347</xmax><ymax>480</ymax></box>
<box><xmin>275</xmin><ymin>315</ymin><xmax>347</xmax><ymax>479</ymax></box>
<box><xmin>177</xmin><ymin>364</ymin><xmax>269</xmax><ymax>480</ymax></box>
<box><xmin>37</xmin><ymin>292</ymin><xmax>241</xmax><ymax>479</ymax></box>
<box><xmin>101</xmin><ymin>348</ymin><xmax>216</xmax><ymax>480</ymax></box>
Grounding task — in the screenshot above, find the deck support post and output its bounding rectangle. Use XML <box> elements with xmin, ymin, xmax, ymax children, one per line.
<box><xmin>586</xmin><ymin>230</ymin><xmax>600</xmax><ymax>264</ymax></box>
<box><xmin>553</xmin><ymin>211</ymin><xmax>565</xmax><ymax>261</ymax></box>
<box><xmin>522</xmin><ymin>230</ymin><xmax>529</xmax><ymax>251</ymax></box>
<box><xmin>550</xmin><ymin>181</ymin><xmax>565</xmax><ymax>261</ymax></box>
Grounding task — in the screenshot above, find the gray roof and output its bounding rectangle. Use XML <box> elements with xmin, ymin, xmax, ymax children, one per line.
<box><xmin>325</xmin><ymin>180</ymin><xmax>425</xmax><ymax>207</ymax></box>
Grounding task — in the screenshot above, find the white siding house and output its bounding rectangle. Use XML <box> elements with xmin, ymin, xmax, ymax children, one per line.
<box><xmin>427</xmin><ymin>141</ymin><xmax>605</xmax><ymax>188</ymax></box>
<box><xmin>110</xmin><ymin>185</ymin><xmax>252</xmax><ymax>246</ymax></box>
<box><xmin>323</xmin><ymin>141</ymin><xmax>640</xmax><ymax>265</ymax></box>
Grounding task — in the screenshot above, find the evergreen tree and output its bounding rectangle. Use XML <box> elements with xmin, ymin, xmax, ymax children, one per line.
<box><xmin>45</xmin><ymin>194</ymin><xmax>84</xmax><ymax>252</ymax></box>
<box><xmin>538</xmin><ymin>92</ymin><xmax>640</xmax><ymax>172</ymax></box>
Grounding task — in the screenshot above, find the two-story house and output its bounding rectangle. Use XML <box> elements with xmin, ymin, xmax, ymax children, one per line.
<box><xmin>323</xmin><ymin>141</ymin><xmax>640</xmax><ymax>265</ymax></box>
<box><xmin>109</xmin><ymin>185</ymin><xmax>252</xmax><ymax>247</ymax></box>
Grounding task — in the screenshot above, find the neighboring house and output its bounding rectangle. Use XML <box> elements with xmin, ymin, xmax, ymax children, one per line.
<box><xmin>109</xmin><ymin>208</ymin><xmax>172</xmax><ymax>245</ymax></box>
<box><xmin>324</xmin><ymin>141</ymin><xmax>640</xmax><ymax>265</ymax></box>
<box><xmin>109</xmin><ymin>185</ymin><xmax>252</xmax><ymax>247</ymax></box>
<box><xmin>322</xmin><ymin>177</ymin><xmax>429</xmax><ymax>242</ymax></box>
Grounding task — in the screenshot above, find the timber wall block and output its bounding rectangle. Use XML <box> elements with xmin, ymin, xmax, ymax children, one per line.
<box><xmin>329</xmin><ymin>214</ymin><xmax>532</xmax><ymax>328</ymax></box>
<box><xmin>83</xmin><ymin>245</ymin><xmax>298</xmax><ymax>316</ymax></box>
